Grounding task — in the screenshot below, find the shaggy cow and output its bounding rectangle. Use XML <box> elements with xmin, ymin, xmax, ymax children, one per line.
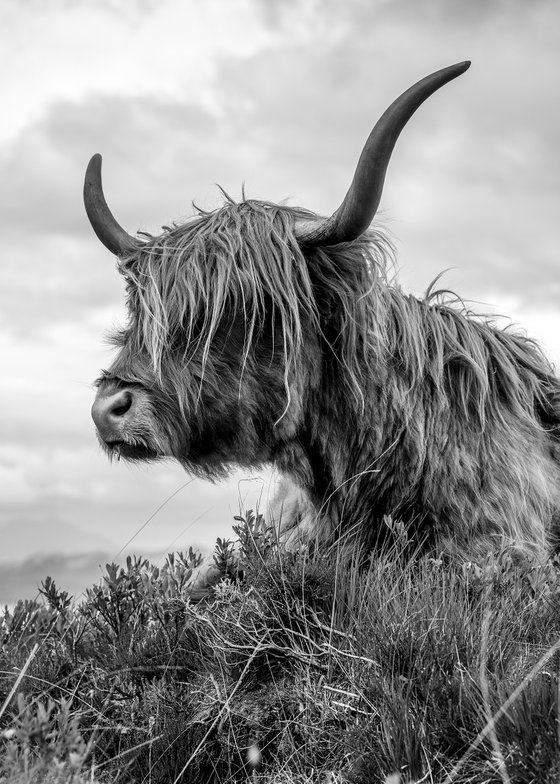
<box><xmin>86</xmin><ymin>62</ymin><xmax>560</xmax><ymax>563</ymax></box>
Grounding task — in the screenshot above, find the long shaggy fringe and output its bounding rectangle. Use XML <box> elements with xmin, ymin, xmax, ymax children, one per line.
<box><xmin>119</xmin><ymin>198</ymin><xmax>391</xmax><ymax>415</ymax></box>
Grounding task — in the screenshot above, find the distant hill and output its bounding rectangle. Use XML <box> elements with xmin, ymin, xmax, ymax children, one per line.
<box><xmin>0</xmin><ymin>517</ymin><xmax>210</xmax><ymax>606</ymax></box>
<box><xmin>0</xmin><ymin>551</ymin><xmax>112</xmax><ymax>606</ymax></box>
<box><xmin>0</xmin><ymin>547</ymin><xmax>209</xmax><ymax>607</ymax></box>
<box><xmin>0</xmin><ymin>517</ymin><xmax>114</xmax><ymax>564</ymax></box>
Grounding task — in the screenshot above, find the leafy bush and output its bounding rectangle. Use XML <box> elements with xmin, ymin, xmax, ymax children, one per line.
<box><xmin>1</xmin><ymin>516</ymin><xmax>560</xmax><ymax>783</ymax></box>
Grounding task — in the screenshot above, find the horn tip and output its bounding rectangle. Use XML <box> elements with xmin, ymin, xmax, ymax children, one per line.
<box><xmin>88</xmin><ymin>153</ymin><xmax>103</xmax><ymax>170</ymax></box>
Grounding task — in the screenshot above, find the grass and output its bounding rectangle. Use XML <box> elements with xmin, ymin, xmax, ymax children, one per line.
<box><xmin>1</xmin><ymin>513</ymin><xmax>560</xmax><ymax>783</ymax></box>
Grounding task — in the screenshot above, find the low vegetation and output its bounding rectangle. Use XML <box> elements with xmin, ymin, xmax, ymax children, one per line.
<box><xmin>1</xmin><ymin>513</ymin><xmax>560</xmax><ymax>783</ymax></box>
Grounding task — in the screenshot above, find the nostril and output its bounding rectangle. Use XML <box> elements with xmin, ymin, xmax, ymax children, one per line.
<box><xmin>92</xmin><ymin>387</ymin><xmax>136</xmax><ymax>438</ymax></box>
<box><xmin>109</xmin><ymin>391</ymin><xmax>133</xmax><ymax>419</ymax></box>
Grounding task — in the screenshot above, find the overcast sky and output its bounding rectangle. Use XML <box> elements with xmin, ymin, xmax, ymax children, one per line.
<box><xmin>1</xmin><ymin>0</ymin><xmax>559</xmax><ymax>562</ymax></box>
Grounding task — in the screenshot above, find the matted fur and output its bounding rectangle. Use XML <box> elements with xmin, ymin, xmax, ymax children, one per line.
<box><xmin>98</xmin><ymin>198</ymin><xmax>560</xmax><ymax>562</ymax></box>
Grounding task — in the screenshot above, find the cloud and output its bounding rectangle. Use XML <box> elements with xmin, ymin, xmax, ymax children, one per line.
<box><xmin>1</xmin><ymin>0</ymin><xmax>277</xmax><ymax>143</ymax></box>
<box><xmin>0</xmin><ymin>95</ymin><xmax>267</xmax><ymax>242</ymax></box>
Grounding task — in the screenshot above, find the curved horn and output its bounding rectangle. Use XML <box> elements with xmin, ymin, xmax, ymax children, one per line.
<box><xmin>83</xmin><ymin>154</ymin><xmax>139</xmax><ymax>256</ymax></box>
<box><xmin>295</xmin><ymin>61</ymin><xmax>471</xmax><ymax>246</ymax></box>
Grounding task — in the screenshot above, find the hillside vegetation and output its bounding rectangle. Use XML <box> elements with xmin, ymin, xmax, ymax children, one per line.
<box><xmin>1</xmin><ymin>513</ymin><xmax>560</xmax><ymax>783</ymax></box>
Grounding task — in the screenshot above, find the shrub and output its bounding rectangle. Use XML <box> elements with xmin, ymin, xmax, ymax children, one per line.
<box><xmin>1</xmin><ymin>516</ymin><xmax>560</xmax><ymax>782</ymax></box>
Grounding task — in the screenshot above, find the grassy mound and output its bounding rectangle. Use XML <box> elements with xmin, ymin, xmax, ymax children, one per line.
<box><xmin>1</xmin><ymin>514</ymin><xmax>560</xmax><ymax>783</ymax></box>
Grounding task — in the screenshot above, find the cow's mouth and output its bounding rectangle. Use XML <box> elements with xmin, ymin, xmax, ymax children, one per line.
<box><xmin>105</xmin><ymin>440</ymin><xmax>161</xmax><ymax>462</ymax></box>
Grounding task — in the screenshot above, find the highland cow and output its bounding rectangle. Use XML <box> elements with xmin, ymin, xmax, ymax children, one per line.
<box><xmin>86</xmin><ymin>62</ymin><xmax>560</xmax><ymax>563</ymax></box>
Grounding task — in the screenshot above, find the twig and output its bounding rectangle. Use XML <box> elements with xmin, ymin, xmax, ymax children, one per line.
<box><xmin>443</xmin><ymin>632</ymin><xmax>560</xmax><ymax>782</ymax></box>
<box><xmin>479</xmin><ymin>605</ymin><xmax>511</xmax><ymax>784</ymax></box>
<box><xmin>0</xmin><ymin>643</ymin><xmax>39</xmax><ymax>721</ymax></box>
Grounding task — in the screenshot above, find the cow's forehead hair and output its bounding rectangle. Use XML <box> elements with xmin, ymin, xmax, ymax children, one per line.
<box><xmin>112</xmin><ymin>198</ymin><xmax>389</xmax><ymax>408</ymax></box>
